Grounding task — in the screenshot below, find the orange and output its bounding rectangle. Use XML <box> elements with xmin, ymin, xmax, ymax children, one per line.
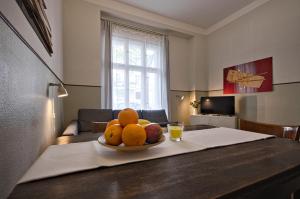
<box><xmin>104</xmin><ymin>124</ymin><xmax>123</xmax><ymax>146</ymax></box>
<box><xmin>118</xmin><ymin>108</ymin><xmax>139</xmax><ymax>127</ymax></box>
<box><xmin>106</xmin><ymin>119</ymin><xmax>120</xmax><ymax>129</ymax></box>
<box><xmin>122</xmin><ymin>124</ymin><xmax>146</xmax><ymax>146</ymax></box>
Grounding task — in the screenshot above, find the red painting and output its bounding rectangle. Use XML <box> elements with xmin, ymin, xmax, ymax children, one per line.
<box><xmin>223</xmin><ymin>57</ymin><xmax>273</xmax><ymax>94</ymax></box>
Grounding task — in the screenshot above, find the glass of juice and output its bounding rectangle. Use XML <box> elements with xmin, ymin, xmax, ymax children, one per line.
<box><xmin>168</xmin><ymin>122</ymin><xmax>184</xmax><ymax>141</ymax></box>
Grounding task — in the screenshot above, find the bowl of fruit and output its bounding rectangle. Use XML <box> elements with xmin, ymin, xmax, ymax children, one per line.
<box><xmin>98</xmin><ymin>108</ymin><xmax>165</xmax><ymax>152</ymax></box>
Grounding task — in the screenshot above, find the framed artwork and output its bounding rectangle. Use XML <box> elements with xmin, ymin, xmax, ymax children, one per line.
<box><xmin>16</xmin><ymin>0</ymin><xmax>53</xmax><ymax>55</ymax></box>
<box><xmin>223</xmin><ymin>57</ymin><xmax>273</xmax><ymax>94</ymax></box>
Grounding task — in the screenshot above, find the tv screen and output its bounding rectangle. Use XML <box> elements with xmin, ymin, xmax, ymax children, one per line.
<box><xmin>200</xmin><ymin>96</ymin><xmax>235</xmax><ymax>115</ymax></box>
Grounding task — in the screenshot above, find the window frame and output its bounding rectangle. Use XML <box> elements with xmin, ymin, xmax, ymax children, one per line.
<box><xmin>112</xmin><ymin>35</ymin><xmax>162</xmax><ymax>110</ymax></box>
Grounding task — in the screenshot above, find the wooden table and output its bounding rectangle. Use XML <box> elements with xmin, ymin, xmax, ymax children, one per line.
<box><xmin>9</xmin><ymin>126</ymin><xmax>300</xmax><ymax>199</ymax></box>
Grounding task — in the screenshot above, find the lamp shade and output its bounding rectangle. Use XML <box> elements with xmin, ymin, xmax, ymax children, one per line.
<box><xmin>57</xmin><ymin>83</ymin><xmax>68</xmax><ymax>98</ymax></box>
<box><xmin>49</xmin><ymin>83</ymin><xmax>68</xmax><ymax>98</ymax></box>
<box><xmin>176</xmin><ymin>95</ymin><xmax>185</xmax><ymax>101</ymax></box>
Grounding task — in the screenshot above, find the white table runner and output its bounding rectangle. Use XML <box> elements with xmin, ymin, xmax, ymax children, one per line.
<box><xmin>19</xmin><ymin>127</ymin><xmax>274</xmax><ymax>183</ymax></box>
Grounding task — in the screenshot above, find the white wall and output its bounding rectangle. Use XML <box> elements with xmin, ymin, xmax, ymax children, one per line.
<box><xmin>190</xmin><ymin>35</ymin><xmax>208</xmax><ymax>91</ymax></box>
<box><xmin>63</xmin><ymin>0</ymin><xmax>202</xmax><ymax>90</ymax></box>
<box><xmin>169</xmin><ymin>35</ymin><xmax>207</xmax><ymax>91</ymax></box>
<box><xmin>0</xmin><ymin>1</ymin><xmax>64</xmax><ymax>197</ymax></box>
<box><xmin>0</xmin><ymin>0</ymin><xmax>64</xmax><ymax>80</ymax></box>
<box><xmin>84</xmin><ymin>0</ymin><xmax>204</xmax><ymax>35</ymax></box>
<box><xmin>62</xmin><ymin>0</ymin><xmax>205</xmax><ymax>124</ymax></box>
<box><xmin>63</xmin><ymin>0</ymin><xmax>101</xmax><ymax>86</ymax></box>
<box><xmin>206</xmin><ymin>0</ymin><xmax>300</xmax><ymax>125</ymax></box>
<box><xmin>169</xmin><ymin>35</ymin><xmax>192</xmax><ymax>90</ymax></box>
<box><xmin>207</xmin><ymin>0</ymin><xmax>300</xmax><ymax>90</ymax></box>
<box><xmin>63</xmin><ymin>0</ymin><xmax>300</xmax><ymax>126</ymax></box>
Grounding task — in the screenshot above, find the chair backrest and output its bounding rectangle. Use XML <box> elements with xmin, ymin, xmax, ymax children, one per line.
<box><xmin>283</xmin><ymin>126</ymin><xmax>300</xmax><ymax>141</ymax></box>
<box><xmin>240</xmin><ymin>119</ymin><xmax>299</xmax><ymax>141</ymax></box>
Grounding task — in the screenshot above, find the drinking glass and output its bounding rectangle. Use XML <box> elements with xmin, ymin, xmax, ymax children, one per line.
<box><xmin>168</xmin><ymin>122</ymin><xmax>184</xmax><ymax>141</ymax></box>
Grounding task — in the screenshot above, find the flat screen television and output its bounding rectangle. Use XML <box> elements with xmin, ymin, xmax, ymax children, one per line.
<box><xmin>200</xmin><ymin>96</ymin><xmax>235</xmax><ymax>116</ymax></box>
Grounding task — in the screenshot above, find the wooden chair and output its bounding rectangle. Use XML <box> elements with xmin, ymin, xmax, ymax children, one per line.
<box><xmin>240</xmin><ymin>119</ymin><xmax>300</xmax><ymax>199</ymax></box>
<box><xmin>240</xmin><ymin>119</ymin><xmax>300</xmax><ymax>141</ymax></box>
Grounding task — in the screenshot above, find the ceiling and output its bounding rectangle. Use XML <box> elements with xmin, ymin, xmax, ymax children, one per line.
<box><xmin>114</xmin><ymin>0</ymin><xmax>256</xmax><ymax>28</ymax></box>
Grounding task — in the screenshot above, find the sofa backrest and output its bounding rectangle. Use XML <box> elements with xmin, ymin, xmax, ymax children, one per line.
<box><xmin>112</xmin><ymin>110</ymin><xmax>142</xmax><ymax>119</ymax></box>
<box><xmin>141</xmin><ymin>110</ymin><xmax>168</xmax><ymax>127</ymax></box>
<box><xmin>78</xmin><ymin>109</ymin><xmax>113</xmax><ymax>132</ymax></box>
<box><xmin>77</xmin><ymin>109</ymin><xmax>169</xmax><ymax>132</ymax></box>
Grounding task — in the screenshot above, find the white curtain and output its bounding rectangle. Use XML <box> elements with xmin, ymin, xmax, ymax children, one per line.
<box><xmin>100</xmin><ymin>20</ymin><xmax>112</xmax><ymax>108</ymax></box>
<box><xmin>163</xmin><ymin>36</ymin><xmax>171</xmax><ymax>118</ymax></box>
<box><xmin>102</xmin><ymin>19</ymin><xmax>169</xmax><ymax>116</ymax></box>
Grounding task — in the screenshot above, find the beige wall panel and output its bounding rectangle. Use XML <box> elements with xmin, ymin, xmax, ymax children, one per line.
<box><xmin>209</xmin><ymin>84</ymin><xmax>300</xmax><ymax>126</ymax></box>
<box><xmin>169</xmin><ymin>90</ymin><xmax>208</xmax><ymax>125</ymax></box>
<box><xmin>63</xmin><ymin>86</ymin><xmax>101</xmax><ymax>127</ymax></box>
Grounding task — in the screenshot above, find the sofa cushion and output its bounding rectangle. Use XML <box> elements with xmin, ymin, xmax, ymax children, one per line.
<box><xmin>62</xmin><ymin>120</ymin><xmax>78</xmax><ymax>136</ymax></box>
<box><xmin>78</xmin><ymin>109</ymin><xmax>113</xmax><ymax>132</ymax></box>
<box><xmin>113</xmin><ymin>110</ymin><xmax>142</xmax><ymax>119</ymax></box>
<box><xmin>141</xmin><ymin>110</ymin><xmax>168</xmax><ymax>127</ymax></box>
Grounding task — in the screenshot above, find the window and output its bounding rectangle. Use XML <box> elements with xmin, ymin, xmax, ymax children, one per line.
<box><xmin>111</xmin><ymin>25</ymin><xmax>165</xmax><ymax>110</ymax></box>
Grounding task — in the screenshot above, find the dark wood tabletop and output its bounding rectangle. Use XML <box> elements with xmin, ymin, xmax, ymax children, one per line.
<box><xmin>9</xmin><ymin>126</ymin><xmax>300</xmax><ymax>199</ymax></box>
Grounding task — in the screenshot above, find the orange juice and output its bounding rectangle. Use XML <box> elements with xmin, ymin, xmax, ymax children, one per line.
<box><xmin>168</xmin><ymin>123</ymin><xmax>183</xmax><ymax>141</ymax></box>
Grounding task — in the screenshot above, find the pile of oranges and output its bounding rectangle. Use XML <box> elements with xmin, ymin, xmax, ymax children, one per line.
<box><xmin>104</xmin><ymin>108</ymin><xmax>151</xmax><ymax>146</ymax></box>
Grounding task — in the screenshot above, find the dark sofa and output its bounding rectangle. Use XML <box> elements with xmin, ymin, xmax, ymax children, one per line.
<box><xmin>63</xmin><ymin>109</ymin><xmax>169</xmax><ymax>136</ymax></box>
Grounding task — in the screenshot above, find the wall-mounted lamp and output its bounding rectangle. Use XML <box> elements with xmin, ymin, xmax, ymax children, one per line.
<box><xmin>176</xmin><ymin>95</ymin><xmax>185</xmax><ymax>101</ymax></box>
<box><xmin>49</xmin><ymin>83</ymin><xmax>68</xmax><ymax>98</ymax></box>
